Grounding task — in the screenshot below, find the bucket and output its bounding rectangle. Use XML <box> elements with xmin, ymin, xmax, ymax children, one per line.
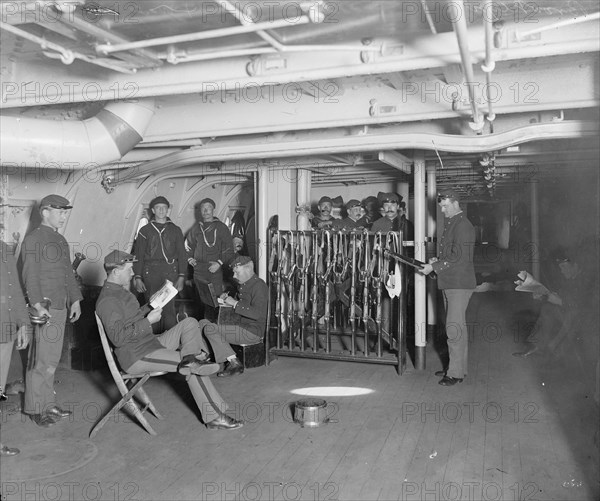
<box><xmin>293</xmin><ymin>398</ymin><xmax>330</xmax><ymax>427</ymax></box>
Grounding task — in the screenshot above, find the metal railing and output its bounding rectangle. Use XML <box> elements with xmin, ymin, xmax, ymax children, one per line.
<box><xmin>266</xmin><ymin>229</ymin><xmax>412</xmax><ymax>374</ymax></box>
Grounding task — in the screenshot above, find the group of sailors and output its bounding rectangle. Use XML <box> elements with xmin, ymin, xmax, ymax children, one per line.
<box><xmin>310</xmin><ymin>192</ymin><xmax>414</xmax><ymax>241</ymax></box>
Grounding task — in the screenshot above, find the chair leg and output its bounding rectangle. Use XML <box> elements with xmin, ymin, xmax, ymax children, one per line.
<box><xmin>90</xmin><ymin>375</ymin><xmax>157</xmax><ymax>437</ymax></box>
<box><xmin>136</xmin><ymin>386</ymin><xmax>164</xmax><ymax>420</ymax></box>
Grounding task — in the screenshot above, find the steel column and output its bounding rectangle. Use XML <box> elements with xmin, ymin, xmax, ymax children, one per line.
<box><xmin>413</xmin><ymin>151</ymin><xmax>427</xmax><ymax>370</ymax></box>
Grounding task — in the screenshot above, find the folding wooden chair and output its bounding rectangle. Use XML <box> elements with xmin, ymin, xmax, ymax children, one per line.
<box><xmin>90</xmin><ymin>313</ymin><xmax>166</xmax><ymax>438</ymax></box>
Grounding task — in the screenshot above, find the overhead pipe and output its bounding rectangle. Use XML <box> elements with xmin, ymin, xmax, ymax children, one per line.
<box><xmin>481</xmin><ymin>0</ymin><xmax>496</xmax><ymax>129</ymax></box>
<box><xmin>449</xmin><ymin>0</ymin><xmax>484</xmax><ymax>132</ymax></box>
<box><xmin>517</xmin><ymin>11</ymin><xmax>600</xmax><ymax>40</ymax></box>
<box><xmin>96</xmin><ymin>16</ymin><xmax>311</xmax><ymax>54</ymax></box>
<box><xmin>109</xmin><ymin>119</ymin><xmax>598</xmax><ymax>184</ymax></box>
<box><xmin>220</xmin><ymin>0</ymin><xmax>286</xmax><ymax>52</ymax></box>
<box><xmin>0</xmin><ymin>21</ymin><xmax>134</xmax><ymax>73</ymax></box>
<box><xmin>0</xmin><ymin>99</ymin><xmax>155</xmax><ymax>168</ymax></box>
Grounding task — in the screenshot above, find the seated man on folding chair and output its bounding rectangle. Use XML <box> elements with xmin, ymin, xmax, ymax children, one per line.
<box><xmin>204</xmin><ymin>255</ymin><xmax>268</xmax><ymax>377</ymax></box>
<box><xmin>95</xmin><ymin>250</ymin><xmax>243</xmax><ymax>430</ymax></box>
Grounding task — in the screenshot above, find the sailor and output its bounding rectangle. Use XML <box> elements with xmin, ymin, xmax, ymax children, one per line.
<box><xmin>370</xmin><ymin>192</ymin><xmax>404</xmax><ymax>233</ymax></box>
<box><xmin>21</xmin><ymin>194</ymin><xmax>82</xmax><ymax>426</ymax></box>
<box><xmin>332</xmin><ymin>199</ymin><xmax>365</xmax><ymax>230</ymax></box>
<box><xmin>0</xmin><ymin>197</ymin><xmax>31</xmax><ymax>454</ymax></box>
<box><xmin>96</xmin><ymin>250</ymin><xmax>243</xmax><ymax>430</ymax></box>
<box><xmin>311</xmin><ymin>196</ymin><xmax>337</xmax><ymax>230</ymax></box>
<box><xmin>358</xmin><ymin>195</ymin><xmax>382</xmax><ymax>229</ymax></box>
<box><xmin>132</xmin><ymin>196</ymin><xmax>187</xmax><ymax>333</ymax></box>
<box><xmin>420</xmin><ymin>190</ymin><xmax>476</xmax><ymax>386</ymax></box>
<box><xmin>204</xmin><ymin>255</ymin><xmax>268</xmax><ymax>377</ymax></box>
<box><xmin>185</xmin><ymin>198</ymin><xmax>235</xmax><ymax>320</ymax></box>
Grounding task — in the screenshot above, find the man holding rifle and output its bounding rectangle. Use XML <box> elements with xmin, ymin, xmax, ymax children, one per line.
<box><xmin>420</xmin><ymin>190</ymin><xmax>476</xmax><ymax>386</ymax></box>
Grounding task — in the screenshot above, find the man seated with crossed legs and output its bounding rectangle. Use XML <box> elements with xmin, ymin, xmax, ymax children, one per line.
<box><xmin>95</xmin><ymin>250</ymin><xmax>243</xmax><ymax>430</ymax></box>
<box><xmin>204</xmin><ymin>255</ymin><xmax>268</xmax><ymax>377</ymax></box>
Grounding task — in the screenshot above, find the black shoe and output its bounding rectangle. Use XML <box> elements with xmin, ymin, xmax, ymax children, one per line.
<box><xmin>46</xmin><ymin>405</ymin><xmax>72</xmax><ymax>419</ymax></box>
<box><xmin>30</xmin><ymin>413</ymin><xmax>58</xmax><ymax>427</ymax></box>
<box><xmin>439</xmin><ymin>376</ymin><xmax>464</xmax><ymax>386</ymax></box>
<box><xmin>434</xmin><ymin>370</ymin><xmax>447</xmax><ymax>377</ymax></box>
<box><xmin>217</xmin><ymin>359</ymin><xmax>244</xmax><ymax>378</ymax></box>
<box><xmin>178</xmin><ymin>354</ymin><xmax>220</xmax><ymax>376</ymax></box>
<box><xmin>205</xmin><ymin>414</ymin><xmax>244</xmax><ymax>430</ymax></box>
<box><xmin>0</xmin><ymin>445</ymin><xmax>20</xmax><ymax>456</ymax></box>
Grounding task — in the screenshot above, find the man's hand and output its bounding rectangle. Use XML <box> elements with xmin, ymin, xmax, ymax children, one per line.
<box><xmin>420</xmin><ymin>263</ymin><xmax>434</xmax><ymax>276</ymax></box>
<box><xmin>147</xmin><ymin>307</ymin><xmax>163</xmax><ymax>325</ymax></box>
<box><xmin>188</xmin><ymin>257</ymin><xmax>197</xmax><ymax>267</ymax></box>
<box><xmin>16</xmin><ymin>325</ymin><xmax>31</xmax><ymax>350</ymax></box>
<box><xmin>135</xmin><ymin>277</ymin><xmax>147</xmax><ymax>293</ymax></box>
<box><xmin>208</xmin><ymin>261</ymin><xmax>221</xmax><ymax>273</ymax></box>
<box><xmin>69</xmin><ymin>300</ymin><xmax>81</xmax><ymax>323</ymax></box>
<box><xmin>175</xmin><ymin>277</ymin><xmax>185</xmax><ymax>292</ymax></box>
<box><xmin>223</xmin><ymin>296</ymin><xmax>237</xmax><ymax>307</ymax></box>
<box><xmin>33</xmin><ymin>302</ymin><xmax>51</xmax><ymax>318</ymax></box>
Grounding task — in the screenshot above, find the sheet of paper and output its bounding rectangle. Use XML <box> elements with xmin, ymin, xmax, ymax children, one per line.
<box><xmin>514</xmin><ymin>271</ymin><xmax>551</xmax><ymax>295</ymax></box>
<box><xmin>149</xmin><ymin>280</ymin><xmax>178</xmax><ymax>309</ymax></box>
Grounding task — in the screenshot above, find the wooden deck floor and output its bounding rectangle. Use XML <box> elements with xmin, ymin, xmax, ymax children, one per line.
<box><xmin>1</xmin><ymin>292</ymin><xmax>598</xmax><ymax>501</ymax></box>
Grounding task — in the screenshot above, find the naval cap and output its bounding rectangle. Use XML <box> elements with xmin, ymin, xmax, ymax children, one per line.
<box><xmin>40</xmin><ymin>194</ymin><xmax>72</xmax><ymax>210</ymax></box>
<box><xmin>230</xmin><ymin>255</ymin><xmax>253</xmax><ymax>268</ymax></box>
<box><xmin>437</xmin><ymin>189</ymin><xmax>461</xmax><ymax>202</ymax></box>
<box><xmin>377</xmin><ymin>192</ymin><xmax>402</xmax><ymax>204</ymax></box>
<box><xmin>199</xmin><ymin>198</ymin><xmax>216</xmax><ymax>208</ymax></box>
<box><xmin>104</xmin><ymin>250</ymin><xmax>137</xmax><ymax>266</ymax></box>
<box><xmin>149</xmin><ymin>196</ymin><xmax>170</xmax><ymax>209</ymax></box>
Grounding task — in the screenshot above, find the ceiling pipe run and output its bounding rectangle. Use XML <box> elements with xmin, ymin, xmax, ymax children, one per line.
<box><xmin>109</xmin><ymin>119</ymin><xmax>597</xmax><ymax>184</ymax></box>
<box><xmin>0</xmin><ymin>99</ymin><xmax>155</xmax><ymax>169</ymax></box>
<box><xmin>449</xmin><ymin>0</ymin><xmax>484</xmax><ymax>132</ymax></box>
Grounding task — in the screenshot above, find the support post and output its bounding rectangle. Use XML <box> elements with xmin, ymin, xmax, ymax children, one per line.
<box><xmin>530</xmin><ymin>181</ymin><xmax>540</xmax><ymax>279</ymax></box>
<box><xmin>426</xmin><ymin>165</ymin><xmax>438</xmax><ymax>339</ymax></box>
<box><xmin>257</xmin><ymin>169</ymin><xmax>269</xmax><ymax>281</ymax></box>
<box><xmin>413</xmin><ymin>151</ymin><xmax>427</xmax><ymax>370</ymax></box>
<box><xmin>296</xmin><ymin>169</ymin><xmax>312</xmax><ymax>231</ymax></box>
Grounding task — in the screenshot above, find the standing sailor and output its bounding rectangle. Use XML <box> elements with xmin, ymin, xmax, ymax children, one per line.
<box><xmin>133</xmin><ymin>196</ymin><xmax>187</xmax><ymax>332</ymax></box>
<box><xmin>186</xmin><ymin>198</ymin><xmax>235</xmax><ymax>319</ymax></box>
<box><xmin>420</xmin><ymin>190</ymin><xmax>476</xmax><ymax>386</ymax></box>
<box><xmin>0</xmin><ymin>197</ymin><xmax>31</xmax><ymax>454</ymax></box>
<box><xmin>21</xmin><ymin>194</ymin><xmax>82</xmax><ymax>426</ymax></box>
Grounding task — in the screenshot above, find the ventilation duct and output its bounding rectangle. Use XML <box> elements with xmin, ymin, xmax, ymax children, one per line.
<box><xmin>0</xmin><ymin>99</ymin><xmax>155</xmax><ymax>169</ymax></box>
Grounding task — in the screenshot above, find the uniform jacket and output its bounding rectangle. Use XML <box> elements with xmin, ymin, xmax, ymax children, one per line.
<box><xmin>132</xmin><ymin>220</ymin><xmax>187</xmax><ymax>277</ymax></box>
<box><xmin>186</xmin><ymin>220</ymin><xmax>234</xmax><ymax>268</ymax></box>
<box><xmin>370</xmin><ymin>215</ymin><xmax>414</xmax><ymax>240</ymax></box>
<box><xmin>21</xmin><ymin>225</ymin><xmax>83</xmax><ymax>309</ymax></box>
<box><xmin>332</xmin><ymin>217</ymin><xmax>365</xmax><ymax>231</ymax></box>
<box><xmin>1</xmin><ymin>240</ymin><xmax>29</xmax><ymax>343</ymax></box>
<box><xmin>431</xmin><ymin>212</ymin><xmax>476</xmax><ymax>290</ymax></box>
<box><xmin>230</xmin><ymin>274</ymin><xmax>269</xmax><ymax>338</ymax></box>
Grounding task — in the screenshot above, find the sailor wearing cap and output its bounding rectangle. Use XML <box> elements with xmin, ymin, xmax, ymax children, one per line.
<box><xmin>420</xmin><ymin>189</ymin><xmax>476</xmax><ymax>386</ymax></box>
<box><xmin>21</xmin><ymin>194</ymin><xmax>83</xmax><ymax>427</ymax></box>
<box><xmin>203</xmin><ymin>255</ymin><xmax>268</xmax><ymax>377</ymax></box>
<box><xmin>185</xmin><ymin>198</ymin><xmax>235</xmax><ymax>320</ymax></box>
<box><xmin>0</xmin><ymin>197</ymin><xmax>31</xmax><ymax>454</ymax></box>
<box><xmin>311</xmin><ymin>196</ymin><xmax>337</xmax><ymax>230</ymax></box>
<box><xmin>132</xmin><ymin>196</ymin><xmax>187</xmax><ymax>333</ymax></box>
<box><xmin>332</xmin><ymin>199</ymin><xmax>365</xmax><ymax>230</ymax></box>
<box><xmin>96</xmin><ymin>250</ymin><xmax>243</xmax><ymax>430</ymax></box>
<box><xmin>371</xmin><ymin>192</ymin><xmax>404</xmax><ymax>233</ymax></box>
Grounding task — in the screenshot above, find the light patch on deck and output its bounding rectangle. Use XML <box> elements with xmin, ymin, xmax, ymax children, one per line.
<box><xmin>291</xmin><ymin>386</ymin><xmax>374</xmax><ymax>397</ymax></box>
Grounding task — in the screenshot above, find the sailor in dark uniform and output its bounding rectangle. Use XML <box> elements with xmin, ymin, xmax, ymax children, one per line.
<box><xmin>21</xmin><ymin>194</ymin><xmax>82</xmax><ymax>427</ymax></box>
<box><xmin>186</xmin><ymin>198</ymin><xmax>235</xmax><ymax>319</ymax></box>
<box><xmin>132</xmin><ymin>196</ymin><xmax>187</xmax><ymax>333</ymax></box>
<box><xmin>333</xmin><ymin>199</ymin><xmax>366</xmax><ymax>230</ymax></box>
<box><xmin>311</xmin><ymin>196</ymin><xmax>337</xmax><ymax>230</ymax></box>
